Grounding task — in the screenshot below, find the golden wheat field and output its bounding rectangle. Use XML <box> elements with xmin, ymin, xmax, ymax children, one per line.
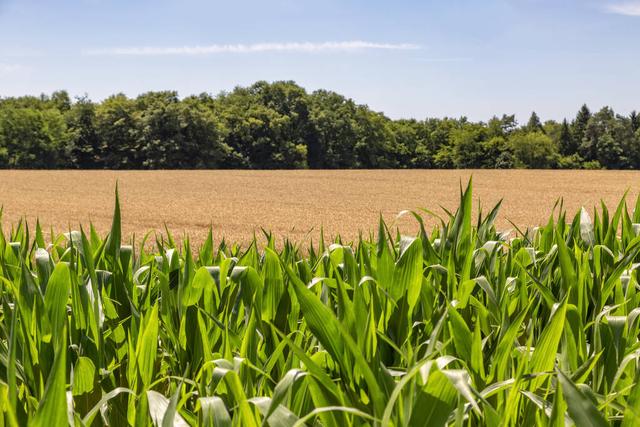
<box><xmin>1</xmin><ymin>169</ymin><xmax>639</xmax><ymax>246</ymax></box>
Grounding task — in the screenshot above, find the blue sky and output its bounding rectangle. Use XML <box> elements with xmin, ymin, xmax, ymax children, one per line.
<box><xmin>0</xmin><ymin>0</ymin><xmax>639</xmax><ymax>122</ymax></box>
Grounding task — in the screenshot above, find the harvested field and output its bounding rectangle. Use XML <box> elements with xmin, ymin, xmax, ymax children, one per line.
<box><xmin>1</xmin><ymin>169</ymin><xmax>639</xmax><ymax>246</ymax></box>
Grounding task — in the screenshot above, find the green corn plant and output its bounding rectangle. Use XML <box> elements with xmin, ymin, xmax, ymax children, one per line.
<box><xmin>1</xmin><ymin>180</ymin><xmax>639</xmax><ymax>426</ymax></box>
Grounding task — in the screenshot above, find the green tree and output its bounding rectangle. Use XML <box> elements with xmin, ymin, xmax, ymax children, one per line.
<box><xmin>449</xmin><ymin>125</ymin><xmax>487</xmax><ymax>168</ymax></box>
<box><xmin>65</xmin><ymin>96</ymin><xmax>100</xmax><ymax>168</ymax></box>
<box><xmin>484</xmin><ymin>136</ymin><xmax>514</xmax><ymax>168</ymax></box>
<box><xmin>581</xmin><ymin>107</ymin><xmax>632</xmax><ymax>168</ymax></box>
<box><xmin>135</xmin><ymin>91</ymin><xmax>183</xmax><ymax>168</ymax></box>
<box><xmin>95</xmin><ymin>94</ymin><xmax>140</xmax><ymax>168</ymax></box>
<box><xmin>134</xmin><ymin>91</ymin><xmax>232</xmax><ymax>168</ymax></box>
<box><xmin>509</xmin><ymin>131</ymin><xmax>558</xmax><ymax>168</ymax></box>
<box><xmin>429</xmin><ymin>118</ymin><xmax>461</xmax><ymax>168</ymax></box>
<box><xmin>0</xmin><ymin>107</ymin><xmax>67</xmax><ymax>168</ymax></box>
<box><xmin>308</xmin><ymin>90</ymin><xmax>359</xmax><ymax>168</ymax></box>
<box><xmin>526</xmin><ymin>111</ymin><xmax>543</xmax><ymax>133</ymax></box>
<box><xmin>216</xmin><ymin>83</ymin><xmax>308</xmax><ymax>169</ymax></box>
<box><xmin>252</xmin><ymin>81</ymin><xmax>317</xmax><ymax>167</ymax></box>
<box><xmin>353</xmin><ymin>107</ymin><xmax>397</xmax><ymax>168</ymax></box>
<box><xmin>558</xmin><ymin>119</ymin><xmax>575</xmax><ymax>155</ymax></box>
<box><xmin>50</xmin><ymin>90</ymin><xmax>72</xmax><ymax>112</ymax></box>
<box><xmin>630</xmin><ymin>111</ymin><xmax>639</xmax><ymax>133</ymax></box>
<box><xmin>487</xmin><ymin>114</ymin><xmax>517</xmax><ymax>138</ymax></box>
<box><xmin>390</xmin><ymin>119</ymin><xmax>433</xmax><ymax>168</ymax></box>
<box><xmin>0</xmin><ymin>85</ymin><xmax>637</xmax><ymax>170</ymax></box>
<box><xmin>179</xmin><ymin>96</ymin><xmax>233</xmax><ymax>168</ymax></box>
<box><xmin>573</xmin><ymin>104</ymin><xmax>591</xmax><ymax>156</ymax></box>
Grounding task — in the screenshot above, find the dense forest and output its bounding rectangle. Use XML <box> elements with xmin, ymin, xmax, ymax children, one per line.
<box><xmin>1</xmin><ymin>80</ymin><xmax>639</xmax><ymax>169</ymax></box>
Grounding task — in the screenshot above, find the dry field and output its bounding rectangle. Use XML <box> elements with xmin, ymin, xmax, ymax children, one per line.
<box><xmin>1</xmin><ymin>169</ymin><xmax>639</xmax><ymax>247</ymax></box>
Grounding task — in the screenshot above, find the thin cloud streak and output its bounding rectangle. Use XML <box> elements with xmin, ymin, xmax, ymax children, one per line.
<box><xmin>84</xmin><ymin>41</ymin><xmax>421</xmax><ymax>56</ymax></box>
<box><xmin>605</xmin><ymin>1</ymin><xmax>640</xmax><ymax>16</ymax></box>
<box><xmin>414</xmin><ymin>57</ymin><xmax>472</xmax><ymax>63</ymax></box>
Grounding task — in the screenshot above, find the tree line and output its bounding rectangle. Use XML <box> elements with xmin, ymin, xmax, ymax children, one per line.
<box><xmin>1</xmin><ymin>80</ymin><xmax>639</xmax><ymax>169</ymax></box>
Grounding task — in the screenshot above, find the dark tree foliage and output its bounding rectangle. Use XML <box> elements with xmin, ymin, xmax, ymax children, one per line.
<box><xmin>574</xmin><ymin>104</ymin><xmax>592</xmax><ymax>159</ymax></box>
<box><xmin>526</xmin><ymin>111</ymin><xmax>544</xmax><ymax>133</ymax></box>
<box><xmin>0</xmin><ymin>107</ymin><xmax>67</xmax><ymax>168</ymax></box>
<box><xmin>96</xmin><ymin>94</ymin><xmax>140</xmax><ymax>168</ymax></box>
<box><xmin>65</xmin><ymin>96</ymin><xmax>100</xmax><ymax>168</ymax></box>
<box><xmin>0</xmin><ymin>82</ymin><xmax>638</xmax><ymax>169</ymax></box>
<box><xmin>558</xmin><ymin>119</ymin><xmax>574</xmax><ymax>156</ymax></box>
<box><xmin>630</xmin><ymin>111</ymin><xmax>639</xmax><ymax>133</ymax></box>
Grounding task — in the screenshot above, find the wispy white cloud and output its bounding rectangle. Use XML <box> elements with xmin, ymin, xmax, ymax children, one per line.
<box><xmin>605</xmin><ymin>1</ymin><xmax>640</xmax><ymax>16</ymax></box>
<box><xmin>84</xmin><ymin>41</ymin><xmax>421</xmax><ymax>56</ymax></box>
<box><xmin>0</xmin><ymin>63</ymin><xmax>25</xmax><ymax>76</ymax></box>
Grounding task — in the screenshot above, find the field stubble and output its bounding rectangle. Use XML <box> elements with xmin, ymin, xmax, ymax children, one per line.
<box><xmin>1</xmin><ymin>169</ymin><xmax>639</xmax><ymax>246</ymax></box>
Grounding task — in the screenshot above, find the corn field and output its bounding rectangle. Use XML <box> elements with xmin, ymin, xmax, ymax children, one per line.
<box><xmin>1</xmin><ymin>181</ymin><xmax>640</xmax><ymax>426</ymax></box>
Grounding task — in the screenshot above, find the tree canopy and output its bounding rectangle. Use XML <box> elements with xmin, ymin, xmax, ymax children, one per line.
<box><xmin>1</xmin><ymin>81</ymin><xmax>638</xmax><ymax>169</ymax></box>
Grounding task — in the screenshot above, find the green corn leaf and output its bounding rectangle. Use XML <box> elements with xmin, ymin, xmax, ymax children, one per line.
<box><xmin>199</xmin><ymin>397</ymin><xmax>231</xmax><ymax>427</ymax></box>
<box><xmin>622</xmin><ymin>379</ymin><xmax>640</xmax><ymax>427</ymax></box>
<box><xmin>409</xmin><ymin>368</ymin><xmax>458</xmax><ymax>427</ymax></box>
<box><xmin>29</xmin><ymin>327</ymin><xmax>67</xmax><ymax>427</ymax></box>
<box><xmin>447</xmin><ymin>306</ymin><xmax>472</xmax><ymax>362</ymax></box>
<box><xmin>105</xmin><ymin>183</ymin><xmax>121</xmax><ymax>260</ymax></box>
<box><xmin>44</xmin><ymin>262</ymin><xmax>71</xmax><ymax>341</ymax></box>
<box><xmin>263</xmin><ymin>248</ymin><xmax>285</xmax><ymax>321</ymax></box>
<box><xmin>392</xmin><ymin>236</ymin><xmax>423</xmax><ymax>310</ymax></box>
<box><xmin>557</xmin><ymin>369</ymin><xmax>609</xmax><ymax>427</ymax></box>
<box><xmin>147</xmin><ymin>390</ymin><xmax>189</xmax><ymax>427</ymax></box>
<box><xmin>72</xmin><ymin>357</ymin><xmax>96</xmax><ymax>396</ymax></box>
<box><xmin>249</xmin><ymin>397</ymin><xmax>299</xmax><ymax>427</ymax></box>
<box><xmin>530</xmin><ymin>296</ymin><xmax>568</xmax><ymax>390</ymax></box>
<box><xmin>182</xmin><ymin>266</ymin><xmax>211</xmax><ymax>307</ymax></box>
<box><xmin>137</xmin><ymin>304</ymin><xmax>160</xmax><ymax>387</ymax></box>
